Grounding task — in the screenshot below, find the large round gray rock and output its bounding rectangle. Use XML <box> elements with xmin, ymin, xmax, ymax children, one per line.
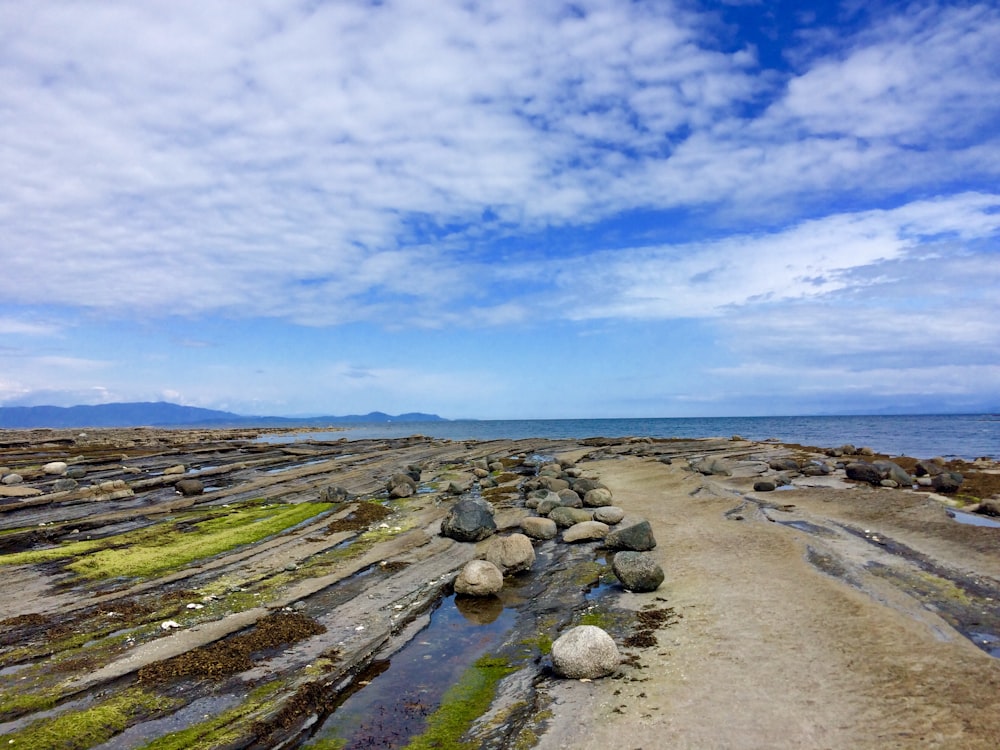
<box><xmin>454</xmin><ymin>560</ymin><xmax>504</xmax><ymax>596</ymax></box>
<box><xmin>932</xmin><ymin>472</ymin><xmax>963</xmax><ymax>493</ymax></box>
<box><xmin>873</xmin><ymin>460</ymin><xmax>912</xmax><ymax>486</ymax></box>
<box><xmin>175</xmin><ymin>479</ymin><xmax>204</xmax><ymax>496</ymax></box>
<box><xmin>611</xmin><ymin>551</ymin><xmax>664</xmax><ymax>592</ymax></box>
<box><xmin>845</xmin><ymin>462</ymin><xmax>881</xmax><ymax>485</ymax></box>
<box><xmin>551</xmin><ymin>625</ymin><xmax>620</xmax><ymax>679</ymax></box>
<box><xmin>593</xmin><ymin>506</ymin><xmax>625</xmax><ymax>525</ymax></box>
<box><xmin>768</xmin><ymin>458</ymin><xmax>800</xmax><ymax>472</ymax></box>
<box><xmin>583</xmin><ymin>488</ymin><xmax>614</xmax><ymax>507</ymax></box>
<box><xmin>521</xmin><ymin>516</ymin><xmax>558</xmax><ymax>540</ymax></box>
<box><xmin>441</xmin><ymin>499</ymin><xmax>497</xmax><ymax>542</ymax></box>
<box><xmin>604</xmin><ymin>520</ymin><xmax>656</xmax><ymax>551</ymax></box>
<box><xmin>562</xmin><ymin>521</ymin><xmax>610</xmax><ymax>543</ymax></box>
<box><xmin>571</xmin><ymin>478</ymin><xmax>606</xmax><ymax>496</ymax></box>
<box><xmin>1</xmin><ymin>473</ymin><xmax>23</xmax><ymax>486</ymax></box>
<box><xmin>548</xmin><ymin>506</ymin><xmax>593</xmax><ymax>528</ymax></box>
<box><xmin>538</xmin><ymin>476</ymin><xmax>570</xmax><ymax>493</ymax></box>
<box><xmin>483</xmin><ymin>533</ymin><xmax>535</xmax><ymax>574</ymax></box>
<box><xmin>557</xmin><ymin>489</ymin><xmax>583</xmax><ymax>508</ymax></box>
<box><xmin>387</xmin><ymin>473</ymin><xmax>417</xmax><ymax>498</ymax></box>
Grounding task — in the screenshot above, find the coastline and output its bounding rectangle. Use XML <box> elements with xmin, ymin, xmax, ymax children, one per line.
<box><xmin>1</xmin><ymin>428</ymin><xmax>998</xmax><ymax>748</ymax></box>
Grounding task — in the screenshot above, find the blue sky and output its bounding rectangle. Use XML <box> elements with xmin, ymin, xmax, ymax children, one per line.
<box><xmin>1</xmin><ymin>0</ymin><xmax>998</xmax><ymax>419</ymax></box>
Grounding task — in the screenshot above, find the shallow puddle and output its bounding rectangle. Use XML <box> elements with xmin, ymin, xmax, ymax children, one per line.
<box><xmin>947</xmin><ymin>510</ymin><xmax>1000</xmax><ymax>528</ymax></box>
<box><xmin>302</xmin><ymin>594</ymin><xmax>515</xmax><ymax>749</ymax></box>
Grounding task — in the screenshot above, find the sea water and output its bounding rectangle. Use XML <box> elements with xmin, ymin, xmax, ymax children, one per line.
<box><xmin>259</xmin><ymin>413</ymin><xmax>999</xmax><ymax>460</ymax></box>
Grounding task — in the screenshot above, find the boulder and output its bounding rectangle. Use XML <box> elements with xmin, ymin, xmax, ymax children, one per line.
<box><xmin>447</xmin><ymin>479</ymin><xmax>473</xmax><ymax>495</ymax></box>
<box><xmin>320</xmin><ymin>485</ymin><xmax>352</xmax><ymax>503</ymax></box>
<box><xmin>931</xmin><ymin>472</ymin><xmax>963</xmax><ymax>494</ymax></box>
<box><xmin>604</xmin><ymin>520</ymin><xmax>656</xmax><ymax>551</ymax></box>
<box><xmin>611</xmin><ymin>551</ymin><xmax>664</xmax><ymax>592</ymax></box>
<box><xmin>65</xmin><ymin>466</ymin><xmax>87</xmax><ymax>479</ymax></box>
<box><xmin>562</xmin><ymin>521</ymin><xmax>610</xmax><ymax>543</ymax></box>
<box><xmin>873</xmin><ymin>460</ymin><xmax>912</xmax><ymax>486</ymax></box>
<box><xmin>538</xmin><ymin>476</ymin><xmax>570</xmax><ymax>493</ymax></box>
<box><xmin>52</xmin><ymin>478</ymin><xmax>78</xmax><ymax>492</ymax></box>
<box><xmin>551</xmin><ymin>625</ymin><xmax>620</xmax><ymax>679</ymax></box>
<box><xmin>914</xmin><ymin>459</ymin><xmax>945</xmax><ymax>477</ymax></box>
<box><xmin>163</xmin><ymin>464</ymin><xmax>186</xmax><ymax>475</ymax></box>
<box><xmin>583</xmin><ymin>488</ymin><xmax>614</xmax><ymax>507</ymax></box>
<box><xmin>977</xmin><ymin>499</ymin><xmax>1000</xmax><ymax>517</ymax></box>
<box><xmin>845</xmin><ymin>462</ymin><xmax>881</xmax><ymax>485</ymax></box>
<box><xmin>387</xmin><ymin>473</ymin><xmax>417</xmax><ymax>498</ymax></box>
<box><xmin>571</xmin><ymin>478</ymin><xmax>606</xmax><ymax>496</ymax></box>
<box><xmin>691</xmin><ymin>457</ymin><xmax>731</xmax><ymax>476</ymax></box>
<box><xmin>528</xmin><ymin>490</ymin><xmax>560</xmax><ymax>510</ymax></box>
<box><xmin>454</xmin><ymin>560</ymin><xmax>503</xmax><ymax>596</ymax></box>
<box><xmin>175</xmin><ymin>479</ymin><xmax>204</xmax><ymax>496</ymax></box>
<box><xmin>548</xmin><ymin>506</ymin><xmax>593</xmax><ymax>528</ymax></box>
<box><xmin>441</xmin><ymin>499</ymin><xmax>497</xmax><ymax>542</ymax></box>
<box><xmin>538</xmin><ymin>463</ymin><xmax>563</xmax><ymax>477</ymax></box>
<box><xmin>800</xmin><ymin>462</ymin><xmax>831</xmax><ymax>476</ymax></box>
<box><xmin>483</xmin><ymin>533</ymin><xmax>535</xmax><ymax>574</ymax></box>
<box><xmin>768</xmin><ymin>458</ymin><xmax>799</xmax><ymax>472</ymax></box>
<box><xmin>537</xmin><ymin>497</ymin><xmax>562</xmax><ymax>516</ymax></box>
<box><xmin>753</xmin><ymin>479</ymin><xmax>777</xmax><ymax>492</ymax></box>
<box><xmin>43</xmin><ymin>461</ymin><xmax>68</xmax><ymax>476</ymax></box>
<box><xmin>592</xmin><ymin>506</ymin><xmax>625</xmax><ymax>525</ymax></box>
<box><xmin>1</xmin><ymin>473</ymin><xmax>23</xmax><ymax>486</ymax></box>
<box><xmin>557</xmin><ymin>489</ymin><xmax>583</xmax><ymax>508</ymax></box>
<box><xmin>521</xmin><ymin>516</ymin><xmax>558</xmax><ymax>540</ymax></box>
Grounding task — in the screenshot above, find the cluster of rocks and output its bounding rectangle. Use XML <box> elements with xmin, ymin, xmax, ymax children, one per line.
<box><xmin>439</xmin><ymin>455</ymin><xmax>668</xmax><ymax>680</ymax></box>
<box><xmin>749</xmin><ymin>451</ymin><xmax>965</xmax><ymax>494</ymax></box>
<box><xmin>1</xmin><ymin>460</ymin><xmax>135</xmax><ymax>501</ymax></box>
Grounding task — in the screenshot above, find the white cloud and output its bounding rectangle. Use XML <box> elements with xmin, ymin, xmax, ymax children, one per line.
<box><xmin>548</xmin><ymin>193</ymin><xmax>1000</xmax><ymax>321</ymax></box>
<box><xmin>0</xmin><ymin>318</ymin><xmax>60</xmax><ymax>337</ymax></box>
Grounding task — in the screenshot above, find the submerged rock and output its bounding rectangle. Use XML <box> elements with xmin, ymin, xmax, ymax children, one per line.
<box><xmin>551</xmin><ymin>625</ymin><xmax>620</xmax><ymax>679</ymax></box>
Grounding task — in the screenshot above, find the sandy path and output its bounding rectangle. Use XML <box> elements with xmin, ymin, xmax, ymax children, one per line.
<box><xmin>535</xmin><ymin>456</ymin><xmax>1000</xmax><ymax>750</ymax></box>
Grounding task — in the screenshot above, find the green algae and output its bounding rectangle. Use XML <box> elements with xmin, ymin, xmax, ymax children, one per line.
<box><xmin>136</xmin><ymin>681</ymin><xmax>284</xmax><ymax>750</ymax></box>
<box><xmin>401</xmin><ymin>655</ymin><xmax>516</xmax><ymax>750</ymax></box>
<box><xmin>0</xmin><ymin>501</ymin><xmax>333</xmax><ymax>580</ymax></box>
<box><xmin>3</xmin><ymin>687</ymin><xmax>180</xmax><ymax>749</ymax></box>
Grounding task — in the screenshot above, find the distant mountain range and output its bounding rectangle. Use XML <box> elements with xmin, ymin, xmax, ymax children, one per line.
<box><xmin>0</xmin><ymin>402</ymin><xmax>446</xmax><ymax>429</ymax></box>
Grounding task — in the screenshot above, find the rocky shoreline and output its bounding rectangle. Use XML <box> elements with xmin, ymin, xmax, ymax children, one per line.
<box><xmin>1</xmin><ymin>429</ymin><xmax>999</xmax><ymax>748</ymax></box>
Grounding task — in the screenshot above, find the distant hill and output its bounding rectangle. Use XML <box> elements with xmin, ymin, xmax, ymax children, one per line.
<box><xmin>0</xmin><ymin>402</ymin><xmax>446</xmax><ymax>429</ymax></box>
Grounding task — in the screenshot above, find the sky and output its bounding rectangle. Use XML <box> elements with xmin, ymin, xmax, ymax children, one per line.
<box><xmin>1</xmin><ymin>0</ymin><xmax>999</xmax><ymax>420</ymax></box>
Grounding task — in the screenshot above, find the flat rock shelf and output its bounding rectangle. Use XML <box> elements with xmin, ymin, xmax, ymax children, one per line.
<box><xmin>0</xmin><ymin>428</ymin><xmax>999</xmax><ymax>749</ymax></box>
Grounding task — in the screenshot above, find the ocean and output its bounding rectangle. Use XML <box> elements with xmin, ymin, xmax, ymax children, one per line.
<box><xmin>260</xmin><ymin>413</ymin><xmax>1000</xmax><ymax>461</ymax></box>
